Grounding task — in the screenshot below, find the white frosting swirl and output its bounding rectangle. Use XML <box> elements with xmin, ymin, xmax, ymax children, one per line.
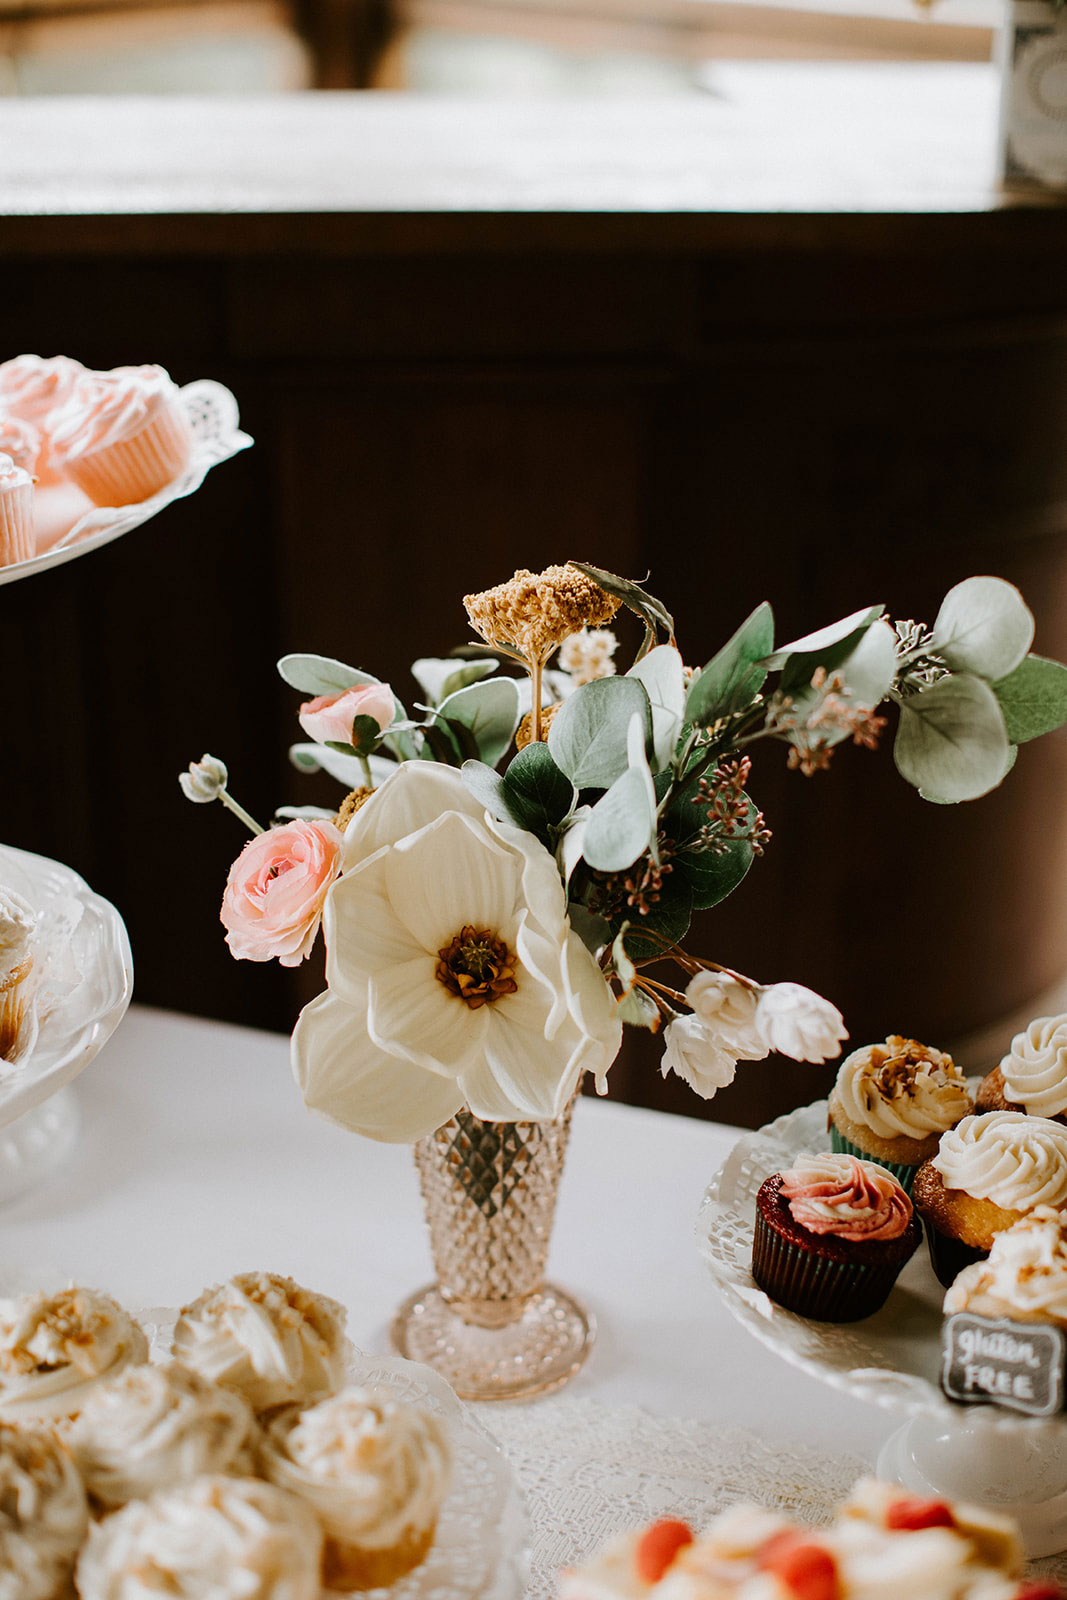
<box><xmin>171</xmin><ymin>1272</ymin><xmax>348</xmax><ymax>1414</ymax></box>
<box><xmin>946</xmin><ymin>1207</ymin><xmax>1067</xmax><ymax>1324</ymax></box>
<box><xmin>1000</xmin><ymin>1014</ymin><xmax>1067</xmax><ymax>1119</ymax></box>
<box><xmin>0</xmin><ymin>1287</ymin><xmax>148</xmax><ymax>1422</ymax></box>
<box><xmin>932</xmin><ymin>1111</ymin><xmax>1067</xmax><ymax>1213</ymax></box>
<box><xmin>0</xmin><ymin>887</ymin><xmax>35</xmax><ymax>984</ymax></box>
<box><xmin>0</xmin><ymin>355</ymin><xmax>84</xmax><ymax>425</ymax></box>
<box><xmin>0</xmin><ymin>416</ymin><xmax>39</xmax><ymax>475</ymax></box>
<box><xmin>258</xmin><ymin>1385</ymin><xmax>452</xmax><ymax>1552</ymax></box>
<box><xmin>69</xmin><ymin>1361</ymin><xmax>256</xmax><ymax>1509</ymax></box>
<box><xmin>833</xmin><ymin>1037</ymin><xmax>971</xmax><ymax>1142</ymax></box>
<box><xmin>48</xmin><ymin>366</ymin><xmax>180</xmax><ymax>460</ymax></box>
<box><xmin>75</xmin><ymin>1475</ymin><xmax>323</xmax><ymax>1600</ymax></box>
<box><xmin>0</xmin><ymin>1420</ymin><xmax>89</xmax><ymax>1600</ymax></box>
<box><xmin>0</xmin><ymin>452</ymin><xmax>31</xmax><ymax>493</ymax></box>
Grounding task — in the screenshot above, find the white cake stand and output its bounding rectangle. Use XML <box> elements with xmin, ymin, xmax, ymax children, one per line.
<box><xmin>699</xmin><ymin>1101</ymin><xmax>1067</xmax><ymax>1557</ymax></box>
<box><xmin>0</xmin><ymin>844</ymin><xmax>133</xmax><ymax>1202</ymax></box>
<box><xmin>0</xmin><ymin>379</ymin><xmax>252</xmax><ymax>587</ymax></box>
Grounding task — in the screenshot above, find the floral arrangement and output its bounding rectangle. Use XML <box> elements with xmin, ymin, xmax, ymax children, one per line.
<box><xmin>182</xmin><ymin>563</ymin><xmax>1067</xmax><ymax>1141</ymax></box>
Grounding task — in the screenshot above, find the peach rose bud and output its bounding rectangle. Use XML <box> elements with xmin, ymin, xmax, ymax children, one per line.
<box><xmin>298</xmin><ymin>683</ymin><xmax>395</xmax><ymax>747</ymax></box>
<box><xmin>221</xmin><ymin>819</ymin><xmax>343</xmax><ymax>967</ymax></box>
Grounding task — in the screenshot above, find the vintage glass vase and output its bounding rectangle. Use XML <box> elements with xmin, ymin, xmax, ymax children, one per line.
<box><xmin>390</xmin><ymin>1097</ymin><xmax>594</xmax><ymax>1401</ymax></box>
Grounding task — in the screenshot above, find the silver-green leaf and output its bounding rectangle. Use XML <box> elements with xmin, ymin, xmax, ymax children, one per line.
<box><xmin>436</xmin><ymin>678</ymin><xmax>520</xmax><ymax>768</ymax></box>
<box><xmin>626</xmin><ymin>644</ymin><xmax>686</xmax><ymax>772</ymax></box>
<box><xmin>278</xmin><ymin>654</ymin><xmax>380</xmax><ymax>696</ymax></box>
<box><xmin>932</xmin><ymin>576</ymin><xmax>1034</xmax><ymax>681</ymax></box>
<box><xmin>894</xmin><ymin>673</ymin><xmax>1012</xmax><ymax>802</ymax></box>
<box><xmin>548</xmin><ymin>676</ymin><xmax>652</xmax><ymax>789</ymax></box>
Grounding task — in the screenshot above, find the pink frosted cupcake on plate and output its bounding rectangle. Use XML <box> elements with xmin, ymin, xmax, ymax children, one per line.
<box><xmin>0</xmin><ymin>355</ymin><xmax>84</xmax><ymax>484</ymax></box>
<box><xmin>47</xmin><ymin>364</ymin><xmax>192</xmax><ymax>507</ymax></box>
<box><xmin>0</xmin><ymin>453</ymin><xmax>34</xmax><ymax>567</ymax></box>
<box><xmin>0</xmin><ymin>414</ymin><xmax>40</xmax><ymax>478</ymax></box>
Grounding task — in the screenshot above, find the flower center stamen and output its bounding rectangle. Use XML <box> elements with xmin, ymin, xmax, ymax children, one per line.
<box><xmin>436</xmin><ymin>925</ymin><xmax>518</xmax><ymax>1010</ymax></box>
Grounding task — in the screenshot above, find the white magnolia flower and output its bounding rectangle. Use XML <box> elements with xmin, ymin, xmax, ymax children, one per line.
<box><xmin>755</xmin><ymin>982</ymin><xmax>848</xmax><ymax>1064</ymax></box>
<box><xmin>291</xmin><ymin>764</ymin><xmax>622</xmax><ymax>1142</ymax></box>
<box><xmin>684</xmin><ymin>972</ymin><xmax>767</xmax><ymax>1062</ymax></box>
<box><xmin>660</xmin><ymin>1014</ymin><xmax>737</xmax><ymax>1100</ymax></box>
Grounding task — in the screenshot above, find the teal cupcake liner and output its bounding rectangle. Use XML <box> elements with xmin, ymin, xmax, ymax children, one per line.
<box><xmin>828</xmin><ymin>1127</ymin><xmax>919</xmax><ymax>1196</ymax></box>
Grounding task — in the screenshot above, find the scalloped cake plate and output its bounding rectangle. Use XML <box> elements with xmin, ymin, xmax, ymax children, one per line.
<box><xmin>0</xmin><ymin>379</ymin><xmax>252</xmax><ymax>587</ymax></box>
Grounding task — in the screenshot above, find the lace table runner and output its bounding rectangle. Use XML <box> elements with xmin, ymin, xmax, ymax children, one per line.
<box><xmin>478</xmin><ymin>1398</ymin><xmax>1067</xmax><ymax>1598</ymax></box>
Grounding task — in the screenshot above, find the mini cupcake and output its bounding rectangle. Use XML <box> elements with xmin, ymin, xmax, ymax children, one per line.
<box><xmin>171</xmin><ymin>1271</ymin><xmax>349</xmax><ymax>1415</ymax></box>
<box><xmin>0</xmin><ymin>413</ymin><xmax>40</xmax><ymax>477</ymax></box>
<box><xmin>69</xmin><ymin>1360</ymin><xmax>256</xmax><ymax>1510</ymax></box>
<box><xmin>0</xmin><ymin>1286</ymin><xmax>149</xmax><ymax>1424</ymax></box>
<box><xmin>945</xmin><ymin>1207</ymin><xmax>1067</xmax><ymax>1332</ymax></box>
<box><xmin>914</xmin><ymin>1111</ymin><xmax>1067</xmax><ymax>1288</ymax></box>
<box><xmin>0</xmin><ymin>354</ymin><xmax>84</xmax><ymax>485</ymax></box>
<box><xmin>0</xmin><ymin>1420</ymin><xmax>89</xmax><ymax>1600</ymax></box>
<box><xmin>751</xmin><ymin>1151</ymin><xmax>921</xmax><ymax>1322</ymax></box>
<box><xmin>828</xmin><ymin>1035</ymin><xmax>972</xmax><ymax>1193</ymax></box>
<box><xmin>0</xmin><ymin>453</ymin><xmax>34</xmax><ymax>568</ymax></box>
<box><xmin>977</xmin><ymin>1014</ymin><xmax>1067</xmax><ymax>1124</ymax></box>
<box><xmin>47</xmin><ymin>364</ymin><xmax>192</xmax><ymax>507</ymax></box>
<box><xmin>0</xmin><ymin>887</ymin><xmax>36</xmax><ymax>1062</ymax></box>
<box><xmin>257</xmin><ymin>1385</ymin><xmax>453</xmax><ymax>1590</ymax></box>
<box><xmin>75</xmin><ymin>1475</ymin><xmax>323</xmax><ymax>1600</ymax></box>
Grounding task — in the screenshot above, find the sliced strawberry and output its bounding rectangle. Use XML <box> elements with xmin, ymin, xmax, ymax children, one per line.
<box><xmin>757</xmin><ymin>1531</ymin><xmax>841</xmax><ymax>1600</ymax></box>
<box><xmin>634</xmin><ymin>1519</ymin><xmax>694</xmax><ymax>1583</ymax></box>
<box><xmin>1014</xmin><ymin>1584</ymin><xmax>1066</xmax><ymax>1599</ymax></box>
<box><xmin>885</xmin><ymin>1496</ymin><xmax>956</xmax><ymax>1532</ymax></box>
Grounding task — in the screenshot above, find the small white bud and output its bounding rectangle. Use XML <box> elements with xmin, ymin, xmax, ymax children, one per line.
<box><xmin>179</xmin><ymin>753</ymin><xmax>229</xmax><ymax>803</ymax></box>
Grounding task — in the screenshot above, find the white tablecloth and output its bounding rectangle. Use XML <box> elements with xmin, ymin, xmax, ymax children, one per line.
<box><xmin>4</xmin><ymin>1003</ymin><xmax>894</xmax><ymax>1468</ymax></box>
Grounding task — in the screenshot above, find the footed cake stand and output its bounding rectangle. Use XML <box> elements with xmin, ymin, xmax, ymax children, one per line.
<box><xmin>699</xmin><ymin>1101</ymin><xmax>1067</xmax><ymax>1557</ymax></box>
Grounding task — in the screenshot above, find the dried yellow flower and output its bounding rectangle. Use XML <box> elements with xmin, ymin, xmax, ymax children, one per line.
<box><xmin>515</xmin><ymin>702</ymin><xmax>563</xmax><ymax>750</ymax></box>
<box><xmin>464</xmin><ymin>564</ymin><xmax>621</xmax><ymax>667</ymax></box>
<box><xmin>336</xmin><ymin>786</ymin><xmax>375</xmax><ymax>832</ymax></box>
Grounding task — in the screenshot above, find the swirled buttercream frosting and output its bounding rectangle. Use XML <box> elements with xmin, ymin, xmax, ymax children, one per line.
<box><xmin>75</xmin><ymin>1474</ymin><xmax>323</xmax><ymax>1600</ymax></box>
<box><xmin>258</xmin><ymin>1384</ymin><xmax>452</xmax><ymax>1552</ymax></box>
<box><xmin>0</xmin><ymin>453</ymin><xmax>31</xmax><ymax>494</ymax></box>
<box><xmin>932</xmin><ymin>1111</ymin><xmax>1067</xmax><ymax>1213</ymax></box>
<box><xmin>0</xmin><ymin>1287</ymin><xmax>148</xmax><ymax>1422</ymax></box>
<box><xmin>69</xmin><ymin>1360</ymin><xmax>256</xmax><ymax>1509</ymax></box>
<box><xmin>1000</xmin><ymin>1015</ymin><xmax>1067</xmax><ymax>1119</ymax></box>
<box><xmin>0</xmin><ymin>1420</ymin><xmax>89</xmax><ymax>1600</ymax></box>
<box><xmin>0</xmin><ymin>415</ymin><xmax>40</xmax><ymax>476</ymax></box>
<box><xmin>945</xmin><ymin>1207</ymin><xmax>1067</xmax><ymax>1325</ymax></box>
<box><xmin>0</xmin><ymin>355</ymin><xmax>84</xmax><ymax>425</ymax></box>
<box><xmin>171</xmin><ymin>1271</ymin><xmax>348</xmax><ymax>1413</ymax></box>
<box><xmin>833</xmin><ymin>1036</ymin><xmax>971</xmax><ymax>1142</ymax></box>
<box><xmin>48</xmin><ymin>366</ymin><xmax>180</xmax><ymax>461</ymax></box>
<box><xmin>779</xmin><ymin>1153</ymin><xmax>913</xmax><ymax>1241</ymax></box>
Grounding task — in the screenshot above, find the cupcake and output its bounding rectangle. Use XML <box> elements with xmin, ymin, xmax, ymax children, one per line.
<box><xmin>257</xmin><ymin>1384</ymin><xmax>453</xmax><ymax>1590</ymax></box>
<box><xmin>945</xmin><ymin>1207</ymin><xmax>1067</xmax><ymax>1328</ymax></box>
<box><xmin>977</xmin><ymin>1015</ymin><xmax>1067</xmax><ymax>1124</ymax></box>
<box><xmin>0</xmin><ymin>1420</ymin><xmax>89</xmax><ymax>1600</ymax></box>
<box><xmin>75</xmin><ymin>1474</ymin><xmax>323</xmax><ymax>1600</ymax></box>
<box><xmin>751</xmin><ymin>1151</ymin><xmax>921</xmax><ymax>1322</ymax></box>
<box><xmin>913</xmin><ymin>1111</ymin><xmax>1067</xmax><ymax>1288</ymax></box>
<box><xmin>0</xmin><ymin>453</ymin><xmax>34</xmax><ymax>568</ymax></box>
<box><xmin>0</xmin><ymin>354</ymin><xmax>84</xmax><ymax>485</ymax></box>
<box><xmin>828</xmin><ymin>1035</ymin><xmax>972</xmax><ymax>1193</ymax></box>
<box><xmin>68</xmin><ymin>1360</ymin><xmax>256</xmax><ymax>1510</ymax></box>
<box><xmin>47</xmin><ymin>364</ymin><xmax>192</xmax><ymax>507</ymax></box>
<box><xmin>0</xmin><ymin>886</ymin><xmax>36</xmax><ymax>1062</ymax></box>
<box><xmin>171</xmin><ymin>1271</ymin><xmax>349</xmax><ymax>1414</ymax></box>
<box><xmin>0</xmin><ymin>1286</ymin><xmax>149</xmax><ymax>1424</ymax></box>
<box><xmin>0</xmin><ymin>413</ymin><xmax>40</xmax><ymax>477</ymax></box>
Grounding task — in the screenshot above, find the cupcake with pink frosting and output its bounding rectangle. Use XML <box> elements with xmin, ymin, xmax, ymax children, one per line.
<box><xmin>0</xmin><ymin>355</ymin><xmax>85</xmax><ymax>484</ymax></box>
<box><xmin>0</xmin><ymin>415</ymin><xmax>41</xmax><ymax>479</ymax></box>
<box><xmin>0</xmin><ymin>452</ymin><xmax>35</xmax><ymax>566</ymax></box>
<box><xmin>752</xmin><ymin>1151</ymin><xmax>921</xmax><ymax>1322</ymax></box>
<box><xmin>47</xmin><ymin>364</ymin><xmax>192</xmax><ymax>507</ymax></box>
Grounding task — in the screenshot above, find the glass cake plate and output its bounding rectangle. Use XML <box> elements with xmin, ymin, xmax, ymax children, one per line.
<box><xmin>138</xmin><ymin>1312</ymin><xmax>530</xmax><ymax>1600</ymax></box>
<box><xmin>699</xmin><ymin>1100</ymin><xmax>1067</xmax><ymax>1556</ymax></box>
<box><xmin>0</xmin><ymin>379</ymin><xmax>252</xmax><ymax>587</ymax></box>
<box><xmin>0</xmin><ymin>844</ymin><xmax>133</xmax><ymax>1200</ymax></box>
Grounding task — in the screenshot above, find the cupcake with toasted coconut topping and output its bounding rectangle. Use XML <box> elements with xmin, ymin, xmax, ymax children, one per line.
<box><xmin>828</xmin><ymin>1035</ymin><xmax>972</xmax><ymax>1194</ymax></box>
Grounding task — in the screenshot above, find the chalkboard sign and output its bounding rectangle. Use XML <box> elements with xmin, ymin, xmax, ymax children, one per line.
<box><xmin>941</xmin><ymin>1312</ymin><xmax>1066</xmax><ymax>1417</ymax></box>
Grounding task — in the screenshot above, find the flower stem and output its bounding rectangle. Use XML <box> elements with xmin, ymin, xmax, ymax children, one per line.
<box><xmin>358</xmin><ymin>755</ymin><xmax>375</xmax><ymax>790</ymax></box>
<box><xmin>531</xmin><ymin>657</ymin><xmax>543</xmax><ymax>744</ymax></box>
<box><xmin>219</xmin><ymin>790</ymin><xmax>265</xmax><ymax>836</ymax></box>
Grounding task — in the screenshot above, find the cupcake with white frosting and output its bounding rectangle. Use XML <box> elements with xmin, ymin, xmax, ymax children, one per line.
<box><xmin>0</xmin><ymin>414</ymin><xmax>40</xmax><ymax>478</ymax></box>
<box><xmin>75</xmin><ymin>1474</ymin><xmax>323</xmax><ymax>1600</ymax></box>
<box><xmin>0</xmin><ymin>886</ymin><xmax>36</xmax><ymax>1062</ymax></box>
<box><xmin>0</xmin><ymin>1419</ymin><xmax>89</xmax><ymax>1600</ymax></box>
<box><xmin>47</xmin><ymin>364</ymin><xmax>192</xmax><ymax>507</ymax></box>
<box><xmin>0</xmin><ymin>354</ymin><xmax>85</xmax><ymax>485</ymax></box>
<box><xmin>171</xmin><ymin>1271</ymin><xmax>348</xmax><ymax>1415</ymax></box>
<box><xmin>977</xmin><ymin>1014</ymin><xmax>1067</xmax><ymax>1124</ymax></box>
<box><xmin>0</xmin><ymin>1286</ymin><xmax>148</xmax><ymax>1424</ymax></box>
<box><xmin>914</xmin><ymin>1111</ymin><xmax>1067</xmax><ymax>1287</ymax></box>
<box><xmin>69</xmin><ymin>1360</ymin><xmax>256</xmax><ymax>1510</ymax></box>
<box><xmin>945</xmin><ymin>1207</ymin><xmax>1067</xmax><ymax>1329</ymax></box>
<box><xmin>828</xmin><ymin>1036</ymin><xmax>972</xmax><ymax>1193</ymax></box>
<box><xmin>257</xmin><ymin>1385</ymin><xmax>453</xmax><ymax>1590</ymax></box>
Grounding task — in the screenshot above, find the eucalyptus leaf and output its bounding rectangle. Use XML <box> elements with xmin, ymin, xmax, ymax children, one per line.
<box><xmin>932</xmin><ymin>576</ymin><xmax>1034</xmax><ymax>681</ymax></box>
<box><xmin>548</xmin><ymin>676</ymin><xmax>652</xmax><ymax>789</ymax></box>
<box><xmin>608</xmin><ymin>875</ymin><xmax>693</xmax><ymax>961</ymax></box>
<box><xmin>919</xmin><ymin>745</ymin><xmax>1018</xmax><ymax>804</ymax></box>
<box><xmin>557</xmin><ymin>807</ymin><xmax>591</xmax><ymax>888</ymax></box>
<box><xmin>894</xmin><ymin>673</ymin><xmax>1012</xmax><ymax>802</ymax></box>
<box><xmin>501</xmin><ymin>743</ymin><xmax>576</xmax><ymax>835</ymax></box>
<box><xmin>278</xmin><ymin>653</ymin><xmax>380</xmax><ymax>697</ymax></box>
<box><xmin>437</xmin><ymin>678</ymin><xmax>520</xmax><ymax>768</ymax></box>
<box><xmin>583</xmin><ymin>768</ymin><xmax>657</xmax><ymax>871</ymax></box>
<box><xmin>662</xmin><ymin>769</ymin><xmax>755</xmax><ymax>911</ymax></box>
<box><xmin>616</xmin><ymin>986</ymin><xmax>661</xmax><ymax>1029</ymax></box>
<box><xmin>461</xmin><ymin>760</ymin><xmax>523</xmax><ymax>826</ymax></box>
<box><xmin>567</xmin><ymin>560</ymin><xmax>675</xmax><ymax>641</ymax></box>
<box><xmin>992</xmin><ymin>654</ymin><xmax>1067</xmax><ymax>744</ymax></box>
<box><xmin>686</xmin><ymin>602</ymin><xmax>774</xmax><ymax>728</ymax></box>
<box><xmin>626</xmin><ymin>645</ymin><xmax>686</xmax><ymax>771</ymax></box>
<box><xmin>567</xmin><ymin>900</ymin><xmax>610</xmax><ymax>956</ymax></box>
<box><xmin>782</xmin><ymin>618</ymin><xmax>899</xmax><ymax>744</ymax></box>
<box><xmin>411</xmin><ymin>656</ymin><xmax>498</xmax><ymax>705</ymax></box>
<box><xmin>761</xmin><ymin>605</ymin><xmax>884</xmax><ymax>670</ymax></box>
<box><xmin>288</xmin><ymin>743</ymin><xmax>395</xmax><ymax>789</ymax></box>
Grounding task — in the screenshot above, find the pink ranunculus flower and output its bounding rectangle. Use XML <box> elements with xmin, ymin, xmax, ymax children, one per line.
<box><xmin>298</xmin><ymin>684</ymin><xmax>395</xmax><ymax>747</ymax></box>
<box><xmin>221</xmin><ymin>820</ymin><xmax>343</xmax><ymax>967</ymax></box>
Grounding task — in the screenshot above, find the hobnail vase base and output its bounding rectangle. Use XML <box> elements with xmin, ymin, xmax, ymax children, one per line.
<box><xmin>390</xmin><ymin>1281</ymin><xmax>596</xmax><ymax>1402</ymax></box>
